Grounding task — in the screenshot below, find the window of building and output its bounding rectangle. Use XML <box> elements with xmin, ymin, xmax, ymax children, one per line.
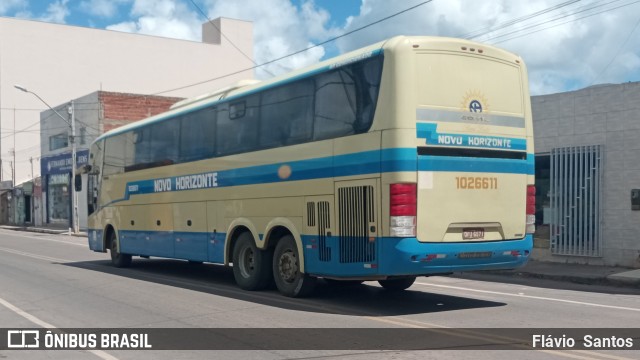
<box><xmin>49</xmin><ymin>133</ymin><xmax>68</xmax><ymax>151</ymax></box>
<box><xmin>80</xmin><ymin>127</ymin><xmax>87</xmax><ymax>145</ymax></box>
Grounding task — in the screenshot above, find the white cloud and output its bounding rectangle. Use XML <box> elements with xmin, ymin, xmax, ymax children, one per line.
<box><xmin>204</xmin><ymin>0</ymin><xmax>339</xmax><ymax>78</ymax></box>
<box><xmin>102</xmin><ymin>0</ymin><xmax>640</xmax><ymax>94</ymax></box>
<box><xmin>79</xmin><ymin>0</ymin><xmax>130</xmax><ymax>18</ymax></box>
<box><xmin>40</xmin><ymin>0</ymin><xmax>70</xmax><ymax>23</ymax></box>
<box><xmin>334</xmin><ymin>0</ymin><xmax>640</xmax><ymax>95</ymax></box>
<box><xmin>106</xmin><ymin>0</ymin><xmax>201</xmax><ymax>41</ymax></box>
<box><xmin>0</xmin><ymin>0</ymin><xmax>26</xmax><ymax>15</ymax></box>
<box><xmin>12</xmin><ymin>0</ymin><xmax>70</xmax><ymax>24</ymax></box>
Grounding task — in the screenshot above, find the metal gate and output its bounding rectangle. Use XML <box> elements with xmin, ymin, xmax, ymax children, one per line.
<box><xmin>550</xmin><ymin>145</ymin><xmax>602</xmax><ymax>256</ymax></box>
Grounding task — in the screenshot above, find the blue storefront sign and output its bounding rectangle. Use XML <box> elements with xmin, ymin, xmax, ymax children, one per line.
<box><xmin>40</xmin><ymin>149</ymin><xmax>90</xmax><ymax>225</ymax></box>
<box><xmin>41</xmin><ymin>149</ymin><xmax>89</xmax><ymax>176</ymax></box>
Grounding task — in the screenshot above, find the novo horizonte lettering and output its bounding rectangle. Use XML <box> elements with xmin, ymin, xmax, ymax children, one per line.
<box><xmin>153</xmin><ymin>172</ymin><xmax>219</xmax><ymax>193</ymax></box>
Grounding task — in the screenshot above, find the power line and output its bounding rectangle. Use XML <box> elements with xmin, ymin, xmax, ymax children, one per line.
<box><xmin>153</xmin><ymin>0</ymin><xmax>433</xmax><ymax>95</ymax></box>
<box><xmin>589</xmin><ymin>14</ymin><xmax>640</xmax><ymax>85</ymax></box>
<box><xmin>483</xmin><ymin>0</ymin><xmax>635</xmax><ymax>43</ymax></box>
<box><xmin>459</xmin><ymin>0</ymin><xmax>583</xmax><ymax>40</ymax></box>
<box><xmin>186</xmin><ymin>0</ymin><xmax>275</xmax><ymax>77</ymax></box>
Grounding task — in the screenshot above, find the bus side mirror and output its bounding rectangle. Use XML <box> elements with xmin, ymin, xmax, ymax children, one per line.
<box><xmin>74</xmin><ymin>174</ymin><xmax>82</xmax><ymax>192</ymax></box>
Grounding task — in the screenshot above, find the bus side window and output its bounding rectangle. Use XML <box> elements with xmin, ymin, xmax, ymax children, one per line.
<box><xmin>150</xmin><ymin>120</ymin><xmax>179</xmax><ymax>164</ymax></box>
<box><xmin>180</xmin><ymin>107</ymin><xmax>216</xmax><ymax>162</ymax></box>
<box><xmin>103</xmin><ymin>134</ymin><xmax>128</xmax><ymax>175</ymax></box>
<box><xmin>260</xmin><ymin>80</ymin><xmax>313</xmax><ymax>148</ymax></box>
<box><xmin>313</xmin><ymin>57</ymin><xmax>382</xmax><ymax>140</ymax></box>
<box><xmin>313</xmin><ymin>69</ymin><xmax>357</xmax><ymax>140</ymax></box>
<box><xmin>216</xmin><ymin>95</ymin><xmax>259</xmax><ymax>156</ymax></box>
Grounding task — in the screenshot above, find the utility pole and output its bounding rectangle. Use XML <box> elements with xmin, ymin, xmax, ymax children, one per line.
<box><xmin>9</xmin><ymin>149</ymin><xmax>14</xmax><ymax>187</ymax></box>
<box><xmin>70</xmin><ymin>101</ymin><xmax>79</xmax><ymax>234</ymax></box>
<box><xmin>13</xmin><ymin>108</ymin><xmax>16</xmax><ymax>186</ymax></box>
<box><xmin>14</xmin><ymin>85</ymin><xmax>79</xmax><ymax>234</ymax></box>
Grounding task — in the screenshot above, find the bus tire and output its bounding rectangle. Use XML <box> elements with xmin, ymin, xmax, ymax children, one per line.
<box><xmin>273</xmin><ymin>235</ymin><xmax>316</xmax><ymax>297</ymax></box>
<box><xmin>378</xmin><ymin>276</ymin><xmax>416</xmax><ymax>291</ymax></box>
<box><xmin>232</xmin><ymin>232</ymin><xmax>272</xmax><ymax>291</ymax></box>
<box><xmin>109</xmin><ymin>231</ymin><xmax>132</xmax><ymax>268</ymax></box>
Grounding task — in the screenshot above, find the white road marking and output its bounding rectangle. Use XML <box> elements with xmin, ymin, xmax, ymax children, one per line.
<box><xmin>0</xmin><ymin>246</ymin><xmax>71</xmax><ymax>263</ymax></box>
<box><xmin>0</xmin><ymin>296</ymin><xmax>118</xmax><ymax>360</ymax></box>
<box><xmin>416</xmin><ymin>281</ymin><xmax>640</xmax><ymax>312</ymax></box>
<box><xmin>0</xmin><ymin>229</ymin><xmax>86</xmax><ymax>247</ymax></box>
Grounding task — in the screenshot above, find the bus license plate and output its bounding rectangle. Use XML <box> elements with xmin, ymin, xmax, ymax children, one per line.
<box><xmin>462</xmin><ymin>228</ymin><xmax>484</xmax><ymax>240</ymax></box>
<box><xmin>458</xmin><ymin>251</ymin><xmax>492</xmax><ymax>259</ymax></box>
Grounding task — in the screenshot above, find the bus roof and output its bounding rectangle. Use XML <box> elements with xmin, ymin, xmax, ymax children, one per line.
<box><xmin>94</xmin><ymin>36</ymin><xmax>522</xmax><ymax>143</ymax></box>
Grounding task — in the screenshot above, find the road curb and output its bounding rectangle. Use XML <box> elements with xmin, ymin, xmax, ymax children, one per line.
<box><xmin>470</xmin><ymin>269</ymin><xmax>640</xmax><ymax>289</ymax></box>
<box><xmin>0</xmin><ymin>225</ymin><xmax>86</xmax><ymax>237</ymax></box>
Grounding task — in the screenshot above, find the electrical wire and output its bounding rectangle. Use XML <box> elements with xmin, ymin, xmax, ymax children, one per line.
<box><xmin>187</xmin><ymin>0</ymin><xmax>275</xmax><ymax>76</ymax></box>
<box><xmin>589</xmin><ymin>13</ymin><xmax>639</xmax><ymax>85</ymax></box>
<box><xmin>153</xmin><ymin>0</ymin><xmax>433</xmax><ymax>95</ymax></box>
<box><xmin>459</xmin><ymin>0</ymin><xmax>583</xmax><ymax>40</ymax></box>
<box><xmin>483</xmin><ymin>0</ymin><xmax>637</xmax><ymax>43</ymax></box>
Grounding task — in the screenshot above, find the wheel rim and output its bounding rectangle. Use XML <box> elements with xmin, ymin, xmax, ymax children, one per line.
<box><xmin>238</xmin><ymin>246</ymin><xmax>255</xmax><ymax>279</ymax></box>
<box><xmin>278</xmin><ymin>250</ymin><xmax>298</xmax><ymax>283</ymax></box>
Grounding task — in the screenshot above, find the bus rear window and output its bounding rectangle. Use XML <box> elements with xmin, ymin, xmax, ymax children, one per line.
<box><xmin>415</xmin><ymin>53</ymin><xmax>524</xmax><ymax>116</ymax></box>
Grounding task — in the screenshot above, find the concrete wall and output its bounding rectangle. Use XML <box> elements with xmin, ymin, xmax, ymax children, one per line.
<box><xmin>532</xmin><ymin>82</ymin><xmax>640</xmax><ymax>267</ymax></box>
<box><xmin>0</xmin><ymin>16</ymin><xmax>254</xmax><ymax>185</ymax></box>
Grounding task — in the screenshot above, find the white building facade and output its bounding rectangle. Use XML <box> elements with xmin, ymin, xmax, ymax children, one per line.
<box><xmin>0</xmin><ymin>16</ymin><xmax>254</xmax><ymax>186</ymax></box>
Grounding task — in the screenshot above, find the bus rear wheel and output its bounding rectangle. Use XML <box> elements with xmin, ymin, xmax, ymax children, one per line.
<box><xmin>109</xmin><ymin>231</ymin><xmax>132</xmax><ymax>268</ymax></box>
<box><xmin>273</xmin><ymin>235</ymin><xmax>316</xmax><ymax>297</ymax></box>
<box><xmin>378</xmin><ymin>277</ymin><xmax>416</xmax><ymax>291</ymax></box>
<box><xmin>232</xmin><ymin>232</ymin><xmax>272</xmax><ymax>291</ymax></box>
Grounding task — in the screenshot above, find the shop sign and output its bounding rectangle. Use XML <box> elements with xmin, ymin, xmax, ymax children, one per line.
<box><xmin>41</xmin><ymin>150</ymin><xmax>89</xmax><ymax>175</ymax></box>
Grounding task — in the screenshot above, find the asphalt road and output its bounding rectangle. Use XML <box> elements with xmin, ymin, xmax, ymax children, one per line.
<box><xmin>0</xmin><ymin>228</ymin><xmax>639</xmax><ymax>359</ymax></box>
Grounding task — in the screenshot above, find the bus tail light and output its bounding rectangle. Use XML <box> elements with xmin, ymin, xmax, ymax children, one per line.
<box><xmin>526</xmin><ymin>185</ymin><xmax>536</xmax><ymax>234</ymax></box>
<box><xmin>390</xmin><ymin>183</ymin><xmax>417</xmax><ymax>237</ymax></box>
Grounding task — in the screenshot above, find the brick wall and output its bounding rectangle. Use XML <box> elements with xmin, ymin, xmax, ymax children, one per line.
<box><xmin>99</xmin><ymin>92</ymin><xmax>183</xmax><ymax>133</ymax></box>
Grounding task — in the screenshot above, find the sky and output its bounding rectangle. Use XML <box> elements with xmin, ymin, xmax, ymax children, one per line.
<box><xmin>1</xmin><ymin>0</ymin><xmax>639</xmax><ymax>96</ymax></box>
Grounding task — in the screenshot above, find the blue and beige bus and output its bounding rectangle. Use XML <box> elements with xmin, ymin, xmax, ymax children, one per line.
<box><xmin>81</xmin><ymin>36</ymin><xmax>535</xmax><ymax>297</ymax></box>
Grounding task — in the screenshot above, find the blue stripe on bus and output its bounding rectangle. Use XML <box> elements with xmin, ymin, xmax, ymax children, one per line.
<box><xmin>416</xmin><ymin>122</ymin><xmax>527</xmax><ymax>151</ymax></box>
<box><xmin>104</xmin><ymin>148</ymin><xmax>534</xmax><ymax>205</ymax></box>
<box><xmin>91</xmin><ymin>227</ymin><xmax>531</xmax><ymax>277</ymax></box>
<box><xmin>111</xmin><ymin>230</ymin><xmax>226</xmax><ymax>263</ymax></box>
<box><xmin>418</xmin><ymin>153</ymin><xmax>535</xmax><ymax>175</ymax></box>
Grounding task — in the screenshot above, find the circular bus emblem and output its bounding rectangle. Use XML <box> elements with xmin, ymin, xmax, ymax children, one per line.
<box><xmin>469</xmin><ymin>100</ymin><xmax>483</xmax><ymax>113</ymax></box>
<box><xmin>278</xmin><ymin>164</ymin><xmax>292</xmax><ymax>180</ymax></box>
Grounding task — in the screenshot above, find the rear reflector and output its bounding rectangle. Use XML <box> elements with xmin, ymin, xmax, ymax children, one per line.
<box><xmin>390</xmin><ymin>183</ymin><xmax>417</xmax><ymax>237</ymax></box>
<box><xmin>526</xmin><ymin>185</ymin><xmax>536</xmax><ymax>234</ymax></box>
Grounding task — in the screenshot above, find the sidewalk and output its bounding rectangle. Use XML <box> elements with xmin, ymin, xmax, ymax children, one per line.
<box><xmin>1</xmin><ymin>225</ymin><xmax>639</xmax><ymax>288</ymax></box>
<box><xmin>0</xmin><ymin>225</ymin><xmax>87</xmax><ymax>237</ymax></box>
<box><xmin>470</xmin><ymin>260</ymin><xmax>640</xmax><ymax>288</ymax></box>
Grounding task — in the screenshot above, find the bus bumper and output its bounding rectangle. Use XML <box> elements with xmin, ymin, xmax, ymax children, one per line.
<box><xmin>377</xmin><ymin>235</ymin><xmax>532</xmax><ymax>276</ymax></box>
<box><xmin>303</xmin><ymin>234</ymin><xmax>532</xmax><ymax>278</ymax></box>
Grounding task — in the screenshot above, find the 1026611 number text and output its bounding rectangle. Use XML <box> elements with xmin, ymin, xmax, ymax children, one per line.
<box><xmin>455</xmin><ymin>176</ymin><xmax>498</xmax><ymax>189</ymax></box>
